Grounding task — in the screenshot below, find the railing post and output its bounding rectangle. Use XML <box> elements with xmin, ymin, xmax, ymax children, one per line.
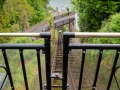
<box><xmin>40</xmin><ymin>32</ymin><xmax>51</xmax><ymax>90</ymax></box>
<box><xmin>62</xmin><ymin>32</ymin><xmax>75</xmax><ymax>90</ymax></box>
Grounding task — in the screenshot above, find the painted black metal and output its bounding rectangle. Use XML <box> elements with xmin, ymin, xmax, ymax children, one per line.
<box><xmin>2</xmin><ymin>49</ymin><xmax>14</xmax><ymax>90</ymax></box>
<box><xmin>44</xmin><ymin>37</ymin><xmax>51</xmax><ymax>90</ymax></box>
<box><xmin>19</xmin><ymin>49</ymin><xmax>29</xmax><ymax>90</ymax></box>
<box><xmin>0</xmin><ymin>44</ymin><xmax>44</xmax><ymax>49</ymax></box>
<box><xmin>69</xmin><ymin>43</ymin><xmax>120</xmax><ymax>49</ymax></box>
<box><xmin>114</xmin><ymin>66</ymin><xmax>120</xmax><ymax>90</ymax></box>
<box><xmin>107</xmin><ymin>50</ymin><xmax>120</xmax><ymax>90</ymax></box>
<box><xmin>92</xmin><ymin>49</ymin><xmax>103</xmax><ymax>90</ymax></box>
<box><xmin>63</xmin><ymin>32</ymin><xmax>75</xmax><ymax>38</ymax></box>
<box><xmin>36</xmin><ymin>49</ymin><xmax>43</xmax><ymax>90</ymax></box>
<box><xmin>0</xmin><ymin>65</ymin><xmax>8</xmax><ymax>90</ymax></box>
<box><xmin>78</xmin><ymin>49</ymin><xmax>86</xmax><ymax>90</ymax></box>
<box><xmin>62</xmin><ymin>34</ymin><xmax>70</xmax><ymax>90</ymax></box>
<box><xmin>63</xmin><ymin>32</ymin><xmax>120</xmax><ymax>90</ymax></box>
<box><xmin>40</xmin><ymin>32</ymin><xmax>51</xmax><ymax>38</ymax></box>
<box><xmin>0</xmin><ymin>32</ymin><xmax>51</xmax><ymax>90</ymax></box>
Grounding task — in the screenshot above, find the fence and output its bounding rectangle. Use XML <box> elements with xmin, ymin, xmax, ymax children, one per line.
<box><xmin>63</xmin><ymin>32</ymin><xmax>120</xmax><ymax>90</ymax></box>
<box><xmin>1</xmin><ymin>32</ymin><xmax>120</xmax><ymax>90</ymax></box>
<box><xmin>0</xmin><ymin>32</ymin><xmax>51</xmax><ymax>90</ymax></box>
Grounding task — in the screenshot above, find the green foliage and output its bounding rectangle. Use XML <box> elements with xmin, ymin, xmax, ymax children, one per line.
<box><xmin>64</xmin><ymin>24</ymin><xmax>69</xmax><ymax>31</ymax></box>
<box><xmin>101</xmin><ymin>13</ymin><xmax>120</xmax><ymax>32</ymax></box>
<box><xmin>0</xmin><ymin>0</ymin><xmax>49</xmax><ymax>42</ymax></box>
<box><xmin>72</xmin><ymin>0</ymin><xmax>120</xmax><ymax>32</ymax></box>
<box><xmin>10</xmin><ymin>37</ymin><xmax>32</xmax><ymax>43</ymax></box>
<box><xmin>54</xmin><ymin>29</ymin><xmax>58</xmax><ymax>41</ymax></box>
<box><xmin>31</xmin><ymin>38</ymin><xmax>44</xmax><ymax>44</ymax></box>
<box><xmin>86</xmin><ymin>13</ymin><xmax>120</xmax><ymax>44</ymax></box>
<box><xmin>3</xmin><ymin>0</ymin><xmax>35</xmax><ymax>31</ymax></box>
<box><xmin>28</xmin><ymin>0</ymin><xmax>49</xmax><ymax>25</ymax></box>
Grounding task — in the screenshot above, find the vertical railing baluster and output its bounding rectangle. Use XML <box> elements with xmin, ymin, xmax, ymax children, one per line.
<box><xmin>2</xmin><ymin>49</ymin><xmax>15</xmax><ymax>90</ymax></box>
<box><xmin>78</xmin><ymin>49</ymin><xmax>86</xmax><ymax>90</ymax></box>
<box><xmin>114</xmin><ymin>66</ymin><xmax>120</xmax><ymax>89</ymax></box>
<box><xmin>92</xmin><ymin>49</ymin><xmax>103</xmax><ymax>90</ymax></box>
<box><xmin>107</xmin><ymin>50</ymin><xmax>120</xmax><ymax>90</ymax></box>
<box><xmin>36</xmin><ymin>49</ymin><xmax>43</xmax><ymax>90</ymax></box>
<box><xmin>19</xmin><ymin>49</ymin><xmax>29</xmax><ymax>90</ymax></box>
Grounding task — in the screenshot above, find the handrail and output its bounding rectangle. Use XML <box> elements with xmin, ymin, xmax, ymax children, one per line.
<box><xmin>63</xmin><ymin>32</ymin><xmax>120</xmax><ymax>38</ymax></box>
<box><xmin>0</xmin><ymin>32</ymin><xmax>50</xmax><ymax>38</ymax></box>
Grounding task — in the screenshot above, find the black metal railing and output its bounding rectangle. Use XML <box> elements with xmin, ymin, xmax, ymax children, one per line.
<box><xmin>62</xmin><ymin>32</ymin><xmax>120</xmax><ymax>90</ymax></box>
<box><xmin>0</xmin><ymin>32</ymin><xmax>51</xmax><ymax>90</ymax></box>
<box><xmin>1</xmin><ymin>32</ymin><xmax>120</xmax><ymax>90</ymax></box>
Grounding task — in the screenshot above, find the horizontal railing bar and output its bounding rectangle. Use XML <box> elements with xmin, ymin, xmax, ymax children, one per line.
<box><xmin>0</xmin><ymin>44</ymin><xmax>44</xmax><ymax>49</ymax></box>
<box><xmin>69</xmin><ymin>43</ymin><xmax>120</xmax><ymax>49</ymax></box>
<box><xmin>0</xmin><ymin>32</ymin><xmax>51</xmax><ymax>38</ymax></box>
<box><xmin>75</xmin><ymin>32</ymin><xmax>120</xmax><ymax>38</ymax></box>
<box><xmin>0</xmin><ymin>33</ymin><xmax>40</xmax><ymax>37</ymax></box>
<box><xmin>64</xmin><ymin>32</ymin><xmax>120</xmax><ymax>38</ymax></box>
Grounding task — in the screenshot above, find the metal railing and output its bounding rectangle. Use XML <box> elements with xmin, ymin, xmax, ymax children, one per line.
<box><xmin>0</xmin><ymin>32</ymin><xmax>51</xmax><ymax>90</ymax></box>
<box><xmin>1</xmin><ymin>32</ymin><xmax>120</xmax><ymax>90</ymax></box>
<box><xmin>62</xmin><ymin>32</ymin><xmax>120</xmax><ymax>90</ymax></box>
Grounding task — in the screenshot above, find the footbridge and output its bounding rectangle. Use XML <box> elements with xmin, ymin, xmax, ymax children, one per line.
<box><xmin>25</xmin><ymin>12</ymin><xmax>75</xmax><ymax>32</ymax></box>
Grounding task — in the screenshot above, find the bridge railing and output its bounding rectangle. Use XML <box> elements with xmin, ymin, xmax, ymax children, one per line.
<box><xmin>0</xmin><ymin>32</ymin><xmax>51</xmax><ymax>90</ymax></box>
<box><xmin>63</xmin><ymin>32</ymin><xmax>120</xmax><ymax>90</ymax></box>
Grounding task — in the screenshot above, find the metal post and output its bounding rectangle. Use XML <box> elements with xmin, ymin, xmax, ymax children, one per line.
<box><xmin>62</xmin><ymin>32</ymin><xmax>75</xmax><ymax>90</ymax></box>
<box><xmin>44</xmin><ymin>35</ymin><xmax>51</xmax><ymax>90</ymax></box>
<box><xmin>62</xmin><ymin>35</ymin><xmax>69</xmax><ymax>90</ymax></box>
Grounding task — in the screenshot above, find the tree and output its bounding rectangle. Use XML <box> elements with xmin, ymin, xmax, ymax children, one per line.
<box><xmin>71</xmin><ymin>0</ymin><xmax>120</xmax><ymax>32</ymax></box>
<box><xmin>3</xmin><ymin>0</ymin><xmax>35</xmax><ymax>31</ymax></box>
<box><xmin>0</xmin><ymin>0</ymin><xmax>5</xmax><ymax>11</ymax></box>
<box><xmin>27</xmin><ymin>0</ymin><xmax>49</xmax><ymax>25</ymax></box>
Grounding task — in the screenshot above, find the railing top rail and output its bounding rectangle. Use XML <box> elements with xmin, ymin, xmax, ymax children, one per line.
<box><xmin>64</xmin><ymin>32</ymin><xmax>120</xmax><ymax>38</ymax></box>
<box><xmin>69</xmin><ymin>43</ymin><xmax>120</xmax><ymax>49</ymax></box>
<box><xmin>0</xmin><ymin>32</ymin><xmax>51</xmax><ymax>38</ymax></box>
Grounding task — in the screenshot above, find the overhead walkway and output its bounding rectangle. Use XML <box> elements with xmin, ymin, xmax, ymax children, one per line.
<box><xmin>25</xmin><ymin>12</ymin><xmax>75</xmax><ymax>32</ymax></box>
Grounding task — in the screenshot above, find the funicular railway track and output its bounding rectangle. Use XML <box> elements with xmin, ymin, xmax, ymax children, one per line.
<box><xmin>51</xmin><ymin>31</ymin><xmax>63</xmax><ymax>90</ymax></box>
<box><xmin>51</xmin><ymin>31</ymin><xmax>92</xmax><ymax>90</ymax></box>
